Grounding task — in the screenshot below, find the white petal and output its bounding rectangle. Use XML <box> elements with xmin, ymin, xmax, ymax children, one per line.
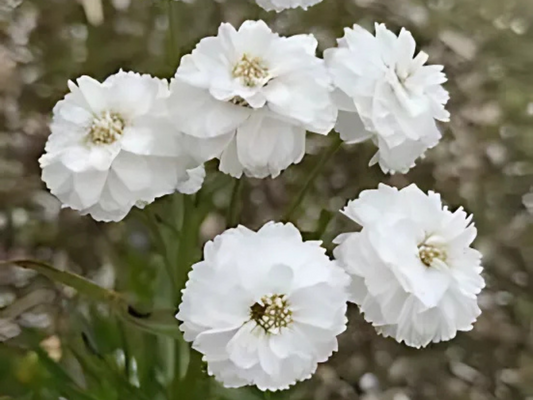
<box><xmin>235</xmin><ymin>113</ymin><xmax>275</xmax><ymax>177</ymax></box>
<box><xmin>227</xmin><ymin>323</ymin><xmax>260</xmax><ymax>369</ymax></box>
<box><xmin>76</xmin><ymin>76</ymin><xmax>108</xmax><ymax>114</ymax></box>
<box><xmin>176</xmin><ymin>165</ymin><xmax>206</xmax><ymax>195</ymax></box>
<box><xmin>219</xmin><ymin>136</ymin><xmax>244</xmax><ymax>178</ymax></box>
<box><xmin>73</xmin><ymin>169</ymin><xmax>108</xmax><ymax>209</ymax></box>
<box><xmin>195</xmin><ymin>327</ymin><xmax>240</xmax><ymax>362</ymax></box>
<box><xmin>258</xmin><ymin>338</ymin><xmax>280</xmax><ymax>376</ymax></box>
<box><xmin>334</xmin><ymin>110</ymin><xmax>373</xmax><ymax>144</ymax></box>
<box><xmin>236</xmin><ymin>114</ymin><xmax>306</xmax><ymax>178</ymax></box>
<box><xmin>111</xmin><ymin>151</ymin><xmax>151</xmax><ymax>192</ymax></box>
<box><xmin>341</xmin><ymin>183</ymin><xmax>399</xmax><ymax>226</ymax></box>
<box><xmin>168</xmin><ymin>80</ymin><xmax>250</xmax><ymax>139</ymax></box>
<box><xmin>120</xmin><ymin>118</ymin><xmax>180</xmax><ymax>157</ymax></box>
<box><xmin>104</xmin><ymin>70</ymin><xmax>159</xmax><ymax>116</ymax></box>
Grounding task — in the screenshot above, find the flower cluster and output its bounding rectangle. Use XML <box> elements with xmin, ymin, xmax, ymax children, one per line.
<box><xmin>38</xmin><ymin>16</ymin><xmax>485</xmax><ymax>393</ymax></box>
<box><xmin>41</xmin><ymin>21</ymin><xmax>449</xmax><ymax>220</ymax></box>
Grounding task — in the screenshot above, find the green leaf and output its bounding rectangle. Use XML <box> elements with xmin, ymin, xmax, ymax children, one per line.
<box><xmin>316</xmin><ymin>209</ymin><xmax>335</xmax><ymax>240</ymax></box>
<box><xmin>33</xmin><ymin>347</ymin><xmax>100</xmax><ymax>400</ymax></box>
<box><xmin>69</xmin><ymin>343</ymin><xmax>151</xmax><ymax>400</ymax></box>
<box><xmin>118</xmin><ymin>308</ymin><xmax>182</xmax><ymax>340</ymax></box>
<box><xmin>2</xmin><ymin>260</ymin><xmax>183</xmax><ymax>340</ymax></box>
<box><xmin>1</xmin><ymin>260</ymin><xmax>121</xmax><ymax>304</ymax></box>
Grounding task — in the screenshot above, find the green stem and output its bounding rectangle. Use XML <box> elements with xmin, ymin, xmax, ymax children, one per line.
<box><xmin>172</xmin><ymin>195</ymin><xmax>202</xmax><ymax>399</ymax></box>
<box><xmin>118</xmin><ymin>320</ymin><xmax>131</xmax><ymax>380</ymax></box>
<box><xmin>166</xmin><ymin>0</ymin><xmax>181</xmax><ymax>72</ymax></box>
<box><xmin>177</xmin><ymin>350</ymin><xmax>207</xmax><ymax>398</ymax></box>
<box><xmin>175</xmin><ymin>195</ymin><xmax>199</xmax><ymax>301</ymax></box>
<box><xmin>283</xmin><ymin>136</ymin><xmax>342</xmax><ymax>222</ymax></box>
<box><xmin>157</xmin><ymin>215</ymin><xmax>182</xmax><ymax>238</ymax></box>
<box><xmin>227</xmin><ymin>178</ymin><xmax>244</xmax><ymax>228</ymax></box>
<box><xmin>143</xmin><ymin>207</ymin><xmax>178</xmax><ymax>298</ymax></box>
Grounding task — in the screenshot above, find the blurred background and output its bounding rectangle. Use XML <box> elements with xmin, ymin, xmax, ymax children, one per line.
<box><xmin>0</xmin><ymin>0</ymin><xmax>532</xmax><ymax>399</ymax></box>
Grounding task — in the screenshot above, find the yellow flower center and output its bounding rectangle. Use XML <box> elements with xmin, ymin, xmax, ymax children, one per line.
<box><xmin>250</xmin><ymin>294</ymin><xmax>292</xmax><ymax>334</ymax></box>
<box><xmin>89</xmin><ymin>111</ymin><xmax>125</xmax><ymax>145</ymax></box>
<box><xmin>232</xmin><ymin>54</ymin><xmax>269</xmax><ymax>88</ymax></box>
<box><xmin>418</xmin><ymin>244</ymin><xmax>447</xmax><ymax>267</ymax></box>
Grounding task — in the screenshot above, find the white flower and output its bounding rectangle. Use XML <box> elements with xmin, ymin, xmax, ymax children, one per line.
<box><xmin>255</xmin><ymin>0</ymin><xmax>324</xmax><ymax>12</ymax></box>
<box><xmin>167</xmin><ymin>20</ymin><xmax>337</xmax><ymax>179</ymax></box>
<box><xmin>177</xmin><ymin>222</ymin><xmax>348</xmax><ymax>391</ymax></box>
<box><xmin>40</xmin><ymin>71</ymin><xmax>206</xmax><ymax>222</ymax></box>
<box><xmin>325</xmin><ymin>24</ymin><xmax>450</xmax><ymax>174</ymax></box>
<box><xmin>334</xmin><ymin>184</ymin><xmax>485</xmax><ymax>348</ymax></box>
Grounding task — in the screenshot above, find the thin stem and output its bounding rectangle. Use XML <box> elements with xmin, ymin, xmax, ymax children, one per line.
<box><xmin>143</xmin><ymin>207</ymin><xmax>178</xmax><ymax>297</ymax></box>
<box><xmin>211</xmin><ymin>0</ymin><xmax>224</xmax><ymax>26</ymax></box>
<box><xmin>227</xmin><ymin>178</ymin><xmax>244</xmax><ymax>228</ymax></box>
<box><xmin>172</xmin><ymin>195</ymin><xmax>202</xmax><ymax>399</ymax></box>
<box><xmin>117</xmin><ymin>320</ymin><xmax>131</xmax><ymax>380</ymax></box>
<box><xmin>156</xmin><ymin>214</ymin><xmax>182</xmax><ymax>238</ymax></box>
<box><xmin>176</xmin><ymin>350</ymin><xmax>206</xmax><ymax>398</ymax></box>
<box><xmin>175</xmin><ymin>195</ymin><xmax>198</xmax><ymax>302</ymax></box>
<box><xmin>283</xmin><ymin>136</ymin><xmax>343</xmax><ymax>222</ymax></box>
<box><xmin>166</xmin><ymin>0</ymin><xmax>181</xmax><ymax>72</ymax></box>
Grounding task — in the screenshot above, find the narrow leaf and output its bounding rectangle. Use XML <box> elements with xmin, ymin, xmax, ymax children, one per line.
<box><xmin>118</xmin><ymin>308</ymin><xmax>182</xmax><ymax>339</ymax></box>
<box><xmin>2</xmin><ymin>260</ymin><xmax>182</xmax><ymax>340</ymax></box>
<box><xmin>33</xmin><ymin>346</ymin><xmax>100</xmax><ymax>400</ymax></box>
<box><xmin>1</xmin><ymin>260</ymin><xmax>121</xmax><ymax>303</ymax></box>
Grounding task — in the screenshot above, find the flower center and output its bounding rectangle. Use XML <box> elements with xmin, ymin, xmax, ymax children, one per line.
<box><xmin>418</xmin><ymin>244</ymin><xmax>447</xmax><ymax>267</ymax></box>
<box><xmin>88</xmin><ymin>111</ymin><xmax>125</xmax><ymax>145</ymax></box>
<box><xmin>232</xmin><ymin>54</ymin><xmax>269</xmax><ymax>88</ymax></box>
<box><xmin>250</xmin><ymin>294</ymin><xmax>292</xmax><ymax>334</ymax></box>
<box><xmin>394</xmin><ymin>66</ymin><xmax>411</xmax><ymax>85</ymax></box>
